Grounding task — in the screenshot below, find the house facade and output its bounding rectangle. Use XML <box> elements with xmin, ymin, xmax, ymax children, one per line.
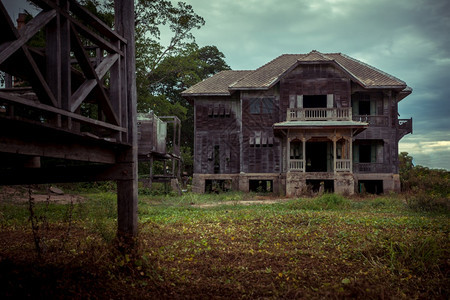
<box><xmin>182</xmin><ymin>51</ymin><xmax>412</xmax><ymax>195</ymax></box>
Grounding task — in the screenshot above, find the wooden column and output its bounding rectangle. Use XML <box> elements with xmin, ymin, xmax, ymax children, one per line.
<box><xmin>302</xmin><ymin>137</ymin><xmax>306</xmax><ymax>173</ymax></box>
<box><xmin>333</xmin><ymin>135</ymin><xmax>337</xmax><ymax>174</ymax></box>
<box><xmin>286</xmin><ymin>130</ymin><xmax>290</xmax><ymax>172</ymax></box>
<box><xmin>115</xmin><ymin>0</ymin><xmax>138</xmax><ymax>240</ymax></box>
<box><xmin>350</xmin><ymin>131</ymin><xmax>353</xmax><ymax>173</ymax></box>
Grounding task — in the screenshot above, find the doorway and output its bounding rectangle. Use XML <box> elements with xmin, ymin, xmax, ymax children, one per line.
<box><xmin>306</xmin><ymin>142</ymin><xmax>328</xmax><ymax>172</ymax></box>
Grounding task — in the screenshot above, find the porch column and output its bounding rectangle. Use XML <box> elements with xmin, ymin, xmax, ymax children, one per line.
<box><xmin>286</xmin><ymin>130</ymin><xmax>290</xmax><ymax>172</ymax></box>
<box><xmin>333</xmin><ymin>137</ymin><xmax>337</xmax><ymax>174</ymax></box>
<box><xmin>350</xmin><ymin>133</ymin><xmax>353</xmax><ymax>173</ymax></box>
<box><xmin>302</xmin><ymin>137</ymin><xmax>306</xmax><ymax>173</ymax></box>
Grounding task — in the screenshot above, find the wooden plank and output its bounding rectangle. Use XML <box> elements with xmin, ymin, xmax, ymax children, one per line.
<box><xmin>115</xmin><ymin>0</ymin><xmax>138</xmax><ymax>239</ymax></box>
<box><xmin>0</xmin><ymin>163</ymin><xmax>134</xmax><ymax>185</ymax></box>
<box><xmin>0</xmin><ymin>135</ymin><xmax>116</xmax><ymax>164</ymax></box>
<box><xmin>29</xmin><ymin>0</ymin><xmax>124</xmax><ymax>55</ymax></box>
<box><xmin>67</xmin><ymin>0</ymin><xmax>127</xmax><ymax>43</ymax></box>
<box><xmin>0</xmin><ymin>91</ymin><xmax>126</xmax><ymax>132</ymax></box>
<box><xmin>0</xmin><ymin>9</ymin><xmax>56</xmax><ymax>65</ymax></box>
<box><xmin>69</xmin><ymin>25</ymin><xmax>119</xmax><ymax>125</ymax></box>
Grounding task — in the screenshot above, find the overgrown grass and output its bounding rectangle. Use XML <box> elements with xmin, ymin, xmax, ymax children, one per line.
<box><xmin>0</xmin><ymin>190</ymin><xmax>448</xmax><ymax>299</ymax></box>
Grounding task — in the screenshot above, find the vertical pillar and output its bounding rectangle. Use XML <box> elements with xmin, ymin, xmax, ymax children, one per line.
<box><xmin>115</xmin><ymin>0</ymin><xmax>138</xmax><ymax>240</ymax></box>
<box><xmin>333</xmin><ymin>137</ymin><xmax>337</xmax><ymax>173</ymax></box>
<box><xmin>302</xmin><ymin>137</ymin><xmax>306</xmax><ymax>173</ymax></box>
<box><xmin>349</xmin><ymin>132</ymin><xmax>353</xmax><ymax>173</ymax></box>
<box><xmin>286</xmin><ymin>130</ymin><xmax>290</xmax><ymax>172</ymax></box>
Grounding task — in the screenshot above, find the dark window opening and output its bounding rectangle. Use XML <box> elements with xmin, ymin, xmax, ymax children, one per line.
<box><xmin>205</xmin><ymin>179</ymin><xmax>231</xmax><ymax>193</ymax></box>
<box><xmin>306</xmin><ymin>180</ymin><xmax>334</xmax><ymax>193</ymax></box>
<box><xmin>249</xmin><ymin>98</ymin><xmax>274</xmax><ymax>114</ymax></box>
<box><xmin>249</xmin><ymin>180</ymin><xmax>273</xmax><ymax>193</ymax></box>
<box><xmin>303</xmin><ymin>95</ymin><xmax>327</xmax><ymax>108</ymax></box>
<box><xmin>214</xmin><ymin>145</ymin><xmax>220</xmax><ymax>174</ymax></box>
<box><xmin>208</xmin><ymin>105</ymin><xmax>231</xmax><ymax>118</ymax></box>
<box><xmin>250</xmin><ymin>99</ymin><xmax>261</xmax><ymax>114</ymax></box>
<box><xmin>359</xmin><ymin>100</ymin><xmax>370</xmax><ymax>115</ymax></box>
<box><xmin>262</xmin><ymin>98</ymin><xmax>273</xmax><ymax>114</ymax></box>
<box><xmin>290</xmin><ymin>142</ymin><xmax>302</xmax><ymax>159</ymax></box>
<box><xmin>358</xmin><ymin>180</ymin><xmax>383</xmax><ymax>194</ymax></box>
<box><xmin>306</xmin><ymin>142</ymin><xmax>328</xmax><ymax>172</ymax></box>
<box><xmin>359</xmin><ymin>144</ymin><xmax>372</xmax><ymax>163</ymax></box>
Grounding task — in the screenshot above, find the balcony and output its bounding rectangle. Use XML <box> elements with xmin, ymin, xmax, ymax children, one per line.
<box><xmin>288</xmin><ymin>159</ymin><xmax>351</xmax><ymax>172</ymax></box>
<box><xmin>398</xmin><ymin>118</ymin><xmax>413</xmax><ymax>139</ymax></box>
<box><xmin>287</xmin><ymin>107</ymin><xmax>352</xmax><ymax>121</ymax></box>
<box><xmin>354</xmin><ymin>163</ymin><xmax>391</xmax><ymax>173</ymax></box>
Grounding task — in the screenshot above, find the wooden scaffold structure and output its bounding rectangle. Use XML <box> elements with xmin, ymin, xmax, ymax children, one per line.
<box><xmin>0</xmin><ymin>0</ymin><xmax>138</xmax><ymax>238</ymax></box>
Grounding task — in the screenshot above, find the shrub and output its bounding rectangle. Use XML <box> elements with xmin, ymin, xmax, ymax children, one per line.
<box><xmin>406</xmin><ymin>190</ymin><xmax>449</xmax><ymax>212</ymax></box>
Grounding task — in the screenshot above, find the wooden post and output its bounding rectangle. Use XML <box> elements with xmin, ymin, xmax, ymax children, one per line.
<box><xmin>115</xmin><ymin>0</ymin><xmax>138</xmax><ymax>241</ymax></box>
<box><xmin>302</xmin><ymin>137</ymin><xmax>306</xmax><ymax>173</ymax></box>
<box><xmin>333</xmin><ymin>137</ymin><xmax>337</xmax><ymax>173</ymax></box>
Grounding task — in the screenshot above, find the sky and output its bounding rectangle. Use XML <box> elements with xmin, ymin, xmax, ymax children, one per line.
<box><xmin>3</xmin><ymin>0</ymin><xmax>450</xmax><ymax>170</ymax></box>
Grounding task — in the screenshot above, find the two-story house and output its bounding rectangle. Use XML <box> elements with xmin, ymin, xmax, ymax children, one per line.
<box><xmin>182</xmin><ymin>51</ymin><xmax>412</xmax><ymax>195</ymax></box>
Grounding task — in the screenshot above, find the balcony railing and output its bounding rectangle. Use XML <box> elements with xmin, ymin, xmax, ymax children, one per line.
<box><xmin>287</xmin><ymin>108</ymin><xmax>352</xmax><ymax>121</ymax></box>
<box><xmin>289</xmin><ymin>159</ymin><xmax>304</xmax><ymax>171</ymax></box>
<box><xmin>335</xmin><ymin>159</ymin><xmax>351</xmax><ymax>172</ymax></box>
<box><xmin>352</xmin><ymin>115</ymin><xmax>388</xmax><ymax>126</ymax></box>
<box><xmin>399</xmin><ymin>118</ymin><xmax>413</xmax><ymax>133</ymax></box>
<box><xmin>354</xmin><ymin>163</ymin><xmax>391</xmax><ymax>173</ymax></box>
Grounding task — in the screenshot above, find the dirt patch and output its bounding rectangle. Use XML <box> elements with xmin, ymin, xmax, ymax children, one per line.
<box><xmin>0</xmin><ymin>186</ymin><xmax>86</xmax><ymax>204</ymax></box>
<box><xmin>192</xmin><ymin>198</ymin><xmax>291</xmax><ymax>208</ymax></box>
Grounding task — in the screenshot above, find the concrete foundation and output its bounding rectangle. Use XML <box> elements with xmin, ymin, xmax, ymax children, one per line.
<box><xmin>192</xmin><ymin>172</ymin><xmax>400</xmax><ymax>196</ymax></box>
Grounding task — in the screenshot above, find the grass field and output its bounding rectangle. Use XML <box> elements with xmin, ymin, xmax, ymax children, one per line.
<box><xmin>0</xmin><ymin>189</ymin><xmax>448</xmax><ymax>299</ymax></box>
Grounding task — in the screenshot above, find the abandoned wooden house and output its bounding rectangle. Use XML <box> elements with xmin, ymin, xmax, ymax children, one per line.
<box><xmin>182</xmin><ymin>51</ymin><xmax>413</xmax><ymax>195</ymax></box>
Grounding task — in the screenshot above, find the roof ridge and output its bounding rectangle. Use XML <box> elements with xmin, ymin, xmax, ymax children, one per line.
<box><xmin>338</xmin><ymin>53</ymin><xmax>407</xmax><ymax>86</ymax></box>
<box><xmin>230</xmin><ymin>54</ymin><xmax>305</xmax><ymax>89</ymax></box>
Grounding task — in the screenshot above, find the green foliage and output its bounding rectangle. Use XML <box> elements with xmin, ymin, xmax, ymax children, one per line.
<box><xmin>406</xmin><ymin>191</ymin><xmax>448</xmax><ymax>212</ymax></box>
<box><xmin>288</xmin><ymin>193</ymin><xmax>350</xmax><ymax>210</ymax></box>
<box><xmin>1</xmin><ymin>192</ymin><xmax>448</xmax><ymax>298</ymax></box>
<box><xmin>383</xmin><ymin>236</ymin><xmax>442</xmax><ymax>273</ymax></box>
<box><xmin>399</xmin><ymin>152</ymin><xmax>449</xmax><ymax>212</ymax></box>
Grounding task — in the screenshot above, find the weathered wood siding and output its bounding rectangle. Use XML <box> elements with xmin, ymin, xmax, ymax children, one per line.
<box><xmin>194</xmin><ymin>95</ymin><xmax>241</xmax><ymax>174</ymax></box>
<box><xmin>241</xmin><ymin>89</ymin><xmax>282</xmax><ymax>173</ymax></box>
<box><xmin>279</xmin><ymin>64</ymin><xmax>351</xmax><ymax>116</ymax></box>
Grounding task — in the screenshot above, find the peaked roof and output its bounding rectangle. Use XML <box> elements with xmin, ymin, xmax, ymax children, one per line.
<box><xmin>182</xmin><ymin>51</ymin><xmax>410</xmax><ymax>96</ymax></box>
<box><xmin>182</xmin><ymin>70</ymin><xmax>252</xmax><ymax>96</ymax></box>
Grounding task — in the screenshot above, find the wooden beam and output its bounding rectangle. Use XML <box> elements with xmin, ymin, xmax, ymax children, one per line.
<box><xmin>0</xmin><ymin>91</ymin><xmax>126</xmax><ymax>133</ymax></box>
<box><xmin>69</xmin><ymin>25</ymin><xmax>120</xmax><ymax>125</ymax></box>
<box><xmin>0</xmin><ymin>134</ymin><xmax>117</xmax><ymax>164</ymax></box>
<box><xmin>30</xmin><ymin>0</ymin><xmax>124</xmax><ymax>55</ymax></box>
<box><xmin>0</xmin><ymin>163</ymin><xmax>134</xmax><ymax>185</ymax></box>
<box><xmin>115</xmin><ymin>0</ymin><xmax>138</xmax><ymax>239</ymax></box>
<box><xmin>0</xmin><ymin>9</ymin><xmax>56</xmax><ymax>65</ymax></box>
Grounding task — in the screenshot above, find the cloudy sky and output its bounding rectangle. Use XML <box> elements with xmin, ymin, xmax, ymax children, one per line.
<box><xmin>4</xmin><ymin>0</ymin><xmax>450</xmax><ymax>170</ymax></box>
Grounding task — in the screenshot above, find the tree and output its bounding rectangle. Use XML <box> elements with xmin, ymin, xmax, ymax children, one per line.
<box><xmin>399</xmin><ymin>152</ymin><xmax>414</xmax><ymax>175</ymax></box>
<box><xmin>141</xmin><ymin>43</ymin><xmax>230</xmax><ymax>150</ymax></box>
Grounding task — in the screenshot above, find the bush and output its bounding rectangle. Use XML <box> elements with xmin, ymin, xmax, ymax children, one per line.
<box><xmin>406</xmin><ymin>190</ymin><xmax>449</xmax><ymax>212</ymax></box>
